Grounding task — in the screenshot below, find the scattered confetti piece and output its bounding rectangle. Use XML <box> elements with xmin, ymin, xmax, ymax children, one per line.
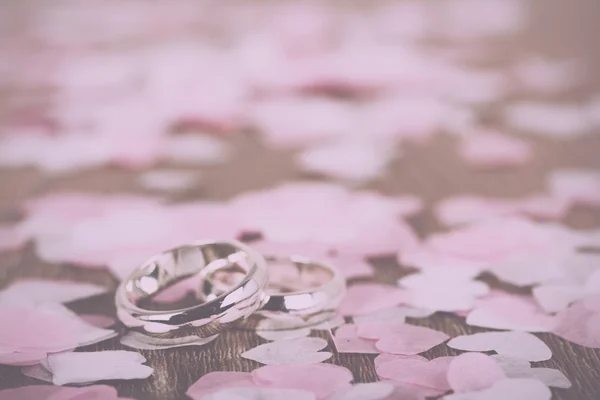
<box><xmin>552</xmin><ymin>297</ymin><xmax>600</xmax><ymax>349</ymax></box>
<box><xmin>338</xmin><ymin>284</ymin><xmax>408</xmax><ymax>316</ymax></box>
<box><xmin>0</xmin><ymin>303</ymin><xmax>116</xmax><ymax>366</ymax></box>
<box><xmin>357</xmin><ymin>323</ymin><xmax>449</xmax><ymax>355</ymax></box>
<box><xmin>138</xmin><ymin>169</ymin><xmax>201</xmax><ymax>192</ymax></box>
<box><xmin>0</xmin><ymin>280</ymin><xmax>107</xmax><ymax>307</ymax></box>
<box><xmin>328</xmin><ymin>382</ymin><xmax>395</xmax><ymax>400</ymax></box>
<box><xmin>444</xmin><ymin>378</ymin><xmax>551</xmax><ymax>400</ymax></box>
<box><xmin>447</xmin><ymin>353</ymin><xmax>506</xmax><ymax>393</ymax></box>
<box><xmin>297</xmin><ymin>139</ymin><xmax>396</xmax><ymax>182</ymax></box>
<box><xmin>376</xmin><ymin>356</ymin><xmax>454</xmax><ymax>395</ymax></box>
<box><xmin>0</xmin><ymin>385</ymin><xmax>129</xmax><ymax>400</ymax></box>
<box><xmin>548</xmin><ymin>169</ymin><xmax>600</xmax><ymax>206</ymax></box>
<box><xmin>466</xmin><ymin>293</ymin><xmax>557</xmax><ymax>332</ymax></box>
<box><xmin>203</xmin><ymin>387</ymin><xmax>316</xmax><ymax>400</ymax></box>
<box><xmin>252</xmin><ymin>364</ymin><xmax>353</xmax><ymax>399</ymax></box>
<box><xmin>241</xmin><ymin>337</ymin><xmax>331</xmax><ymax>365</ymax></box>
<box><xmin>492</xmin><ymin>355</ymin><xmax>572</xmax><ymax>388</ymax></box>
<box><xmin>504</xmin><ymin>102</ymin><xmax>591</xmax><ymax>139</ymax></box>
<box><xmin>447</xmin><ymin>331</ymin><xmax>552</xmax><ymax>362</ymax></box>
<box><xmin>78</xmin><ymin>314</ymin><xmax>116</xmax><ymax>329</ymax></box>
<box><xmin>333</xmin><ymin>324</ymin><xmax>379</xmax><ymax>354</ymax></box>
<box><xmin>22</xmin><ymin>351</ymin><xmax>153</xmax><ymax>385</ymax></box>
<box><xmin>458</xmin><ymin>132</ymin><xmax>532</xmax><ymax>168</ymax></box>
<box><xmin>187</xmin><ymin>371</ymin><xmax>257</xmax><ymax>400</ymax></box>
<box><xmin>398</xmin><ymin>271</ymin><xmax>489</xmax><ymax>312</ymax></box>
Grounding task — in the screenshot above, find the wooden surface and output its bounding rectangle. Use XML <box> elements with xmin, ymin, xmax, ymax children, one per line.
<box><xmin>1</xmin><ymin>0</ymin><xmax>600</xmax><ymax>399</ymax></box>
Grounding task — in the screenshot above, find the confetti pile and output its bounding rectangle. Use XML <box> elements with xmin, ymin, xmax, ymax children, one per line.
<box><xmin>0</xmin><ymin>0</ymin><xmax>599</xmax><ymax>399</ymax></box>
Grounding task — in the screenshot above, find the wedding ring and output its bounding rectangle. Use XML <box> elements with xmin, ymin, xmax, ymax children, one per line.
<box><xmin>199</xmin><ymin>254</ymin><xmax>346</xmax><ymax>330</ymax></box>
<box><xmin>115</xmin><ymin>240</ymin><xmax>269</xmax><ymax>338</ymax></box>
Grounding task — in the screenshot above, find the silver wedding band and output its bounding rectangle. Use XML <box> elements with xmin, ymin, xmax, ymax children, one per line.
<box><xmin>115</xmin><ymin>240</ymin><xmax>346</xmax><ymax>337</ymax></box>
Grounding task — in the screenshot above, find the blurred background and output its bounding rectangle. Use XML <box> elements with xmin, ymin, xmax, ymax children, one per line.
<box><xmin>1</xmin><ymin>0</ymin><xmax>600</xmax><ymax>399</ymax></box>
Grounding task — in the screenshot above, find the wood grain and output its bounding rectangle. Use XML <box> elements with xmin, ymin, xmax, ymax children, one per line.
<box><xmin>1</xmin><ymin>0</ymin><xmax>600</xmax><ymax>399</ymax></box>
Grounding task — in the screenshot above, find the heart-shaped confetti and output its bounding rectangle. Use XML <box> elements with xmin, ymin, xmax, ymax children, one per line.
<box><xmin>241</xmin><ymin>337</ymin><xmax>331</xmax><ymax>365</ymax></box>
<box><xmin>447</xmin><ymin>331</ymin><xmax>552</xmax><ymax>362</ymax></box>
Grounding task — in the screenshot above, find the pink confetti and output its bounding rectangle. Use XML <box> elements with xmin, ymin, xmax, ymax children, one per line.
<box><xmin>398</xmin><ymin>271</ymin><xmax>489</xmax><ymax>312</ymax></box>
<box><xmin>333</xmin><ymin>324</ymin><xmax>379</xmax><ymax>354</ymax></box>
<box><xmin>187</xmin><ymin>371</ymin><xmax>256</xmax><ymax>400</ymax></box>
<box><xmin>22</xmin><ymin>350</ymin><xmax>152</xmax><ymax>385</ymax></box>
<box><xmin>447</xmin><ymin>331</ymin><xmax>551</xmax><ymax>362</ymax></box>
<box><xmin>353</xmin><ymin>306</ymin><xmax>434</xmax><ymax>325</ymax></box>
<box><xmin>241</xmin><ymin>337</ymin><xmax>331</xmax><ymax>365</ymax></box>
<box><xmin>266</xmin><ymin>3</ymin><xmax>332</xmax><ymax>57</ymax></box>
<box><xmin>374</xmin><ymin>353</ymin><xmax>428</xmax><ymax>370</ymax></box>
<box><xmin>231</xmin><ymin>184</ymin><xmax>420</xmax><ymax>256</ymax></box>
<box><xmin>435</xmin><ymin>195</ymin><xmax>570</xmax><ymax>226</ymax></box>
<box><xmin>459</xmin><ymin>132</ymin><xmax>532</xmax><ymax>168</ymax></box>
<box><xmin>548</xmin><ymin>169</ymin><xmax>600</xmax><ymax>207</ymax></box>
<box><xmin>447</xmin><ymin>353</ymin><xmax>506</xmax><ymax>393</ymax></box>
<box><xmin>0</xmin><ymin>304</ymin><xmax>116</xmax><ymax>366</ymax></box>
<box><xmin>78</xmin><ymin>314</ymin><xmax>117</xmax><ymax>329</ymax></box>
<box><xmin>513</xmin><ymin>56</ymin><xmax>581</xmax><ymax>95</ymax></box>
<box><xmin>491</xmin><ymin>355</ymin><xmax>572</xmax><ymax>388</ymax></box>
<box><xmin>532</xmin><ymin>284</ymin><xmax>584</xmax><ymax>313</ymax></box>
<box><xmin>0</xmin><ymin>280</ymin><xmax>107</xmax><ymax>307</ymax></box>
<box><xmin>0</xmin><ymin>224</ymin><xmax>27</xmax><ymax>252</ymax></box>
<box><xmin>425</xmin><ymin>217</ymin><xmax>561</xmax><ymax>265</ymax></box>
<box><xmin>357</xmin><ymin>323</ymin><xmax>449</xmax><ymax>355</ymax></box>
<box><xmin>552</xmin><ymin>297</ymin><xmax>600</xmax><ymax>348</ymax></box>
<box><xmin>19</xmin><ymin>194</ymin><xmax>243</xmax><ymax>279</ymax></box>
<box><xmin>376</xmin><ymin>356</ymin><xmax>454</xmax><ymax>395</ymax></box>
<box><xmin>203</xmin><ymin>387</ymin><xmax>316</xmax><ymax>400</ymax></box>
<box><xmin>444</xmin><ymin>378</ymin><xmax>551</xmax><ymax>400</ymax></box>
<box><xmin>297</xmin><ymin>139</ymin><xmax>395</xmax><ymax>182</ymax></box>
<box><xmin>338</xmin><ymin>284</ymin><xmax>408</xmax><ymax>316</ymax></box>
<box><xmin>252</xmin><ymin>364</ymin><xmax>353</xmax><ymax>399</ymax></box>
<box><xmin>328</xmin><ymin>382</ymin><xmax>394</xmax><ymax>400</ymax></box>
<box><xmin>504</xmin><ymin>102</ymin><xmax>591</xmax><ymax>139</ymax></box>
<box><xmin>0</xmin><ymin>385</ymin><xmax>128</xmax><ymax>400</ymax></box>
<box><xmin>466</xmin><ymin>293</ymin><xmax>557</xmax><ymax>332</ymax></box>
<box><xmin>138</xmin><ymin>169</ymin><xmax>201</xmax><ymax>192</ymax></box>
<box><xmin>249</xmin><ymin>97</ymin><xmax>354</xmax><ymax>149</ymax></box>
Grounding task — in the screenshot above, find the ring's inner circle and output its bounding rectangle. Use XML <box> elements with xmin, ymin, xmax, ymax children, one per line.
<box><xmin>201</xmin><ymin>255</ymin><xmax>335</xmax><ymax>298</ymax></box>
<box><xmin>126</xmin><ymin>242</ymin><xmax>255</xmax><ymax>311</ymax></box>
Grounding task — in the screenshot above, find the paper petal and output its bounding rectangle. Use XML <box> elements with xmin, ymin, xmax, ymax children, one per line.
<box><xmin>241</xmin><ymin>337</ymin><xmax>331</xmax><ymax>365</ymax></box>
<box><xmin>187</xmin><ymin>371</ymin><xmax>256</xmax><ymax>400</ymax></box>
<box><xmin>357</xmin><ymin>323</ymin><xmax>449</xmax><ymax>355</ymax></box>
<box><xmin>338</xmin><ymin>284</ymin><xmax>407</xmax><ymax>316</ymax></box>
<box><xmin>0</xmin><ymin>304</ymin><xmax>116</xmax><ymax>362</ymax></box>
<box><xmin>202</xmin><ymin>387</ymin><xmax>316</xmax><ymax>400</ymax></box>
<box><xmin>445</xmin><ymin>378</ymin><xmax>551</xmax><ymax>400</ymax></box>
<box><xmin>459</xmin><ymin>132</ymin><xmax>531</xmax><ymax>168</ymax></box>
<box><xmin>376</xmin><ymin>356</ymin><xmax>454</xmax><ymax>393</ymax></box>
<box><xmin>22</xmin><ymin>351</ymin><xmax>153</xmax><ymax>385</ymax></box>
<box><xmin>466</xmin><ymin>293</ymin><xmax>557</xmax><ymax>332</ymax></box>
<box><xmin>447</xmin><ymin>353</ymin><xmax>506</xmax><ymax>393</ymax></box>
<box><xmin>333</xmin><ymin>324</ymin><xmax>379</xmax><ymax>354</ymax></box>
<box><xmin>447</xmin><ymin>331</ymin><xmax>552</xmax><ymax>362</ymax></box>
<box><xmin>0</xmin><ymin>280</ymin><xmax>107</xmax><ymax>307</ymax></box>
<box><xmin>0</xmin><ymin>385</ymin><xmax>124</xmax><ymax>400</ymax></box>
<box><xmin>491</xmin><ymin>356</ymin><xmax>571</xmax><ymax>389</ymax></box>
<box><xmin>252</xmin><ymin>364</ymin><xmax>353</xmax><ymax>399</ymax></box>
<box><xmin>328</xmin><ymin>382</ymin><xmax>394</xmax><ymax>400</ymax></box>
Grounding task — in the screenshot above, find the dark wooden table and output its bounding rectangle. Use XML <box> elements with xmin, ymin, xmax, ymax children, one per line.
<box><xmin>1</xmin><ymin>0</ymin><xmax>600</xmax><ymax>399</ymax></box>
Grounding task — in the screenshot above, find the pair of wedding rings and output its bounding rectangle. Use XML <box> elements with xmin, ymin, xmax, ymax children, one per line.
<box><xmin>115</xmin><ymin>240</ymin><xmax>346</xmax><ymax>342</ymax></box>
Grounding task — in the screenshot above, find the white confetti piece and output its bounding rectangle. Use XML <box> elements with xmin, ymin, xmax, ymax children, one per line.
<box><xmin>241</xmin><ymin>337</ymin><xmax>331</xmax><ymax>365</ymax></box>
